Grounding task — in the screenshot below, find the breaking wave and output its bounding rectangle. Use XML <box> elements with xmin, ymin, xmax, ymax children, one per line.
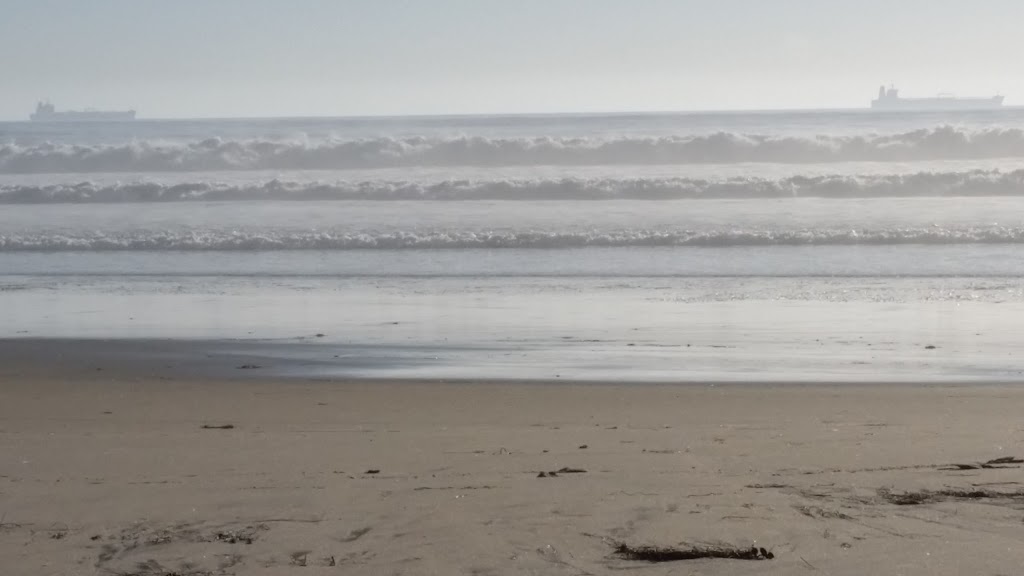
<box><xmin>5</xmin><ymin>169</ymin><xmax>1024</xmax><ymax>202</ymax></box>
<box><xmin>4</xmin><ymin>227</ymin><xmax>1024</xmax><ymax>251</ymax></box>
<box><xmin>7</xmin><ymin>126</ymin><xmax>1024</xmax><ymax>173</ymax></box>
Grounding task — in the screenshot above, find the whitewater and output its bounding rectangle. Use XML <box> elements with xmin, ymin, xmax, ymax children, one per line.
<box><xmin>3</xmin><ymin>109</ymin><xmax>1024</xmax><ymax>381</ymax></box>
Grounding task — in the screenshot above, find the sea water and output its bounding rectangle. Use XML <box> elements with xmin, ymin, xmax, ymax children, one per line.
<box><xmin>3</xmin><ymin>110</ymin><xmax>1024</xmax><ymax>381</ymax></box>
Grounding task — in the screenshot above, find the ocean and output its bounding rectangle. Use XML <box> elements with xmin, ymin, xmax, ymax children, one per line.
<box><xmin>3</xmin><ymin>109</ymin><xmax>1024</xmax><ymax>381</ymax></box>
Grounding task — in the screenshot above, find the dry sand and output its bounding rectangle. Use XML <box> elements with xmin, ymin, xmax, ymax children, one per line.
<box><xmin>3</xmin><ymin>371</ymin><xmax>1024</xmax><ymax>575</ymax></box>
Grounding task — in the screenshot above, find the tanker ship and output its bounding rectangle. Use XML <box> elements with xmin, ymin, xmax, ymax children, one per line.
<box><xmin>29</xmin><ymin>101</ymin><xmax>136</xmax><ymax>122</ymax></box>
<box><xmin>871</xmin><ymin>86</ymin><xmax>1003</xmax><ymax>111</ymax></box>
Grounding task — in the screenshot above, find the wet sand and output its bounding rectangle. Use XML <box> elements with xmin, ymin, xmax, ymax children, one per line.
<box><xmin>3</xmin><ymin>359</ymin><xmax>1024</xmax><ymax>574</ymax></box>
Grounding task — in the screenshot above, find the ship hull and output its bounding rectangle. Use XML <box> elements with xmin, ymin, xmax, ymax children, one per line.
<box><xmin>871</xmin><ymin>97</ymin><xmax>1004</xmax><ymax>111</ymax></box>
<box><xmin>30</xmin><ymin>111</ymin><xmax>136</xmax><ymax>122</ymax></box>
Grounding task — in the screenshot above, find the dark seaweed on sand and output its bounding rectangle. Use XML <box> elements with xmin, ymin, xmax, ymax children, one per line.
<box><xmin>614</xmin><ymin>543</ymin><xmax>773</xmax><ymax>562</ymax></box>
<box><xmin>879</xmin><ymin>487</ymin><xmax>1024</xmax><ymax>505</ymax></box>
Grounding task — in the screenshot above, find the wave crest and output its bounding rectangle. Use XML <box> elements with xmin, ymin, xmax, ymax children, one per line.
<box><xmin>4</xmin><ymin>227</ymin><xmax>1024</xmax><ymax>251</ymax></box>
<box><xmin>5</xmin><ymin>170</ymin><xmax>1024</xmax><ymax>202</ymax></box>
<box><xmin>6</xmin><ymin>126</ymin><xmax>1024</xmax><ymax>173</ymax></box>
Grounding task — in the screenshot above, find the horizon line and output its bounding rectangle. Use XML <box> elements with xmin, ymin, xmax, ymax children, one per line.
<box><xmin>4</xmin><ymin>103</ymin><xmax>1022</xmax><ymax>123</ymax></box>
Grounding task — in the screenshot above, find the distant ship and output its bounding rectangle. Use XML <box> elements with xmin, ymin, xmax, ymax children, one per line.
<box><xmin>29</xmin><ymin>100</ymin><xmax>136</xmax><ymax>122</ymax></box>
<box><xmin>871</xmin><ymin>86</ymin><xmax>1004</xmax><ymax>111</ymax></box>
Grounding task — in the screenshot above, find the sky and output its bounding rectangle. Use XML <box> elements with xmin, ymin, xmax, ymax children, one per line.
<box><xmin>1</xmin><ymin>0</ymin><xmax>1021</xmax><ymax>119</ymax></box>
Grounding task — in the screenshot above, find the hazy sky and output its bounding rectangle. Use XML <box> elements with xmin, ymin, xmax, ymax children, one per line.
<box><xmin>2</xmin><ymin>0</ymin><xmax>1021</xmax><ymax>119</ymax></box>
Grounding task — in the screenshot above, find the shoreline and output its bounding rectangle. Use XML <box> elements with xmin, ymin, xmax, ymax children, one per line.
<box><xmin>2</xmin><ymin>337</ymin><xmax>1021</xmax><ymax>386</ymax></box>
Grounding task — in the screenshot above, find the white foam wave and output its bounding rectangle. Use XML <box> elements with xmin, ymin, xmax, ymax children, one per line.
<box><xmin>6</xmin><ymin>126</ymin><xmax>1024</xmax><ymax>173</ymax></box>
<box><xmin>5</xmin><ymin>170</ymin><xmax>1024</xmax><ymax>202</ymax></box>
<box><xmin>4</xmin><ymin>227</ymin><xmax>1024</xmax><ymax>251</ymax></box>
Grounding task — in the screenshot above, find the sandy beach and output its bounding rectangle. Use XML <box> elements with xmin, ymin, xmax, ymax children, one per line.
<box><xmin>3</xmin><ymin>355</ymin><xmax>1024</xmax><ymax>576</ymax></box>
